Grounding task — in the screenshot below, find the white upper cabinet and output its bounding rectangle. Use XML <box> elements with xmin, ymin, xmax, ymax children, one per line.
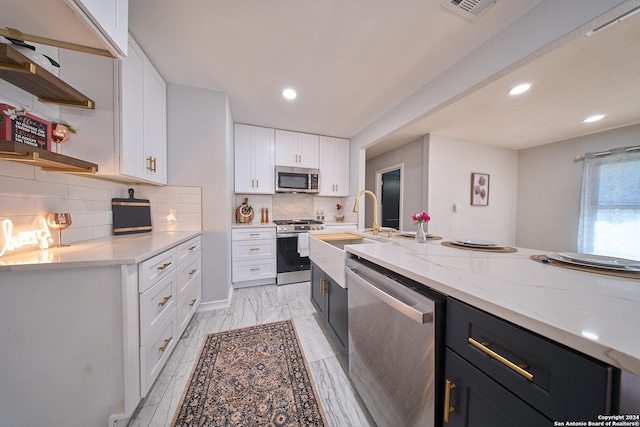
<box><xmin>319</xmin><ymin>136</ymin><xmax>349</xmax><ymax>196</ymax></box>
<box><xmin>0</xmin><ymin>0</ymin><xmax>128</xmax><ymax>58</ymax></box>
<box><xmin>120</xmin><ymin>35</ymin><xmax>167</xmax><ymax>184</ymax></box>
<box><xmin>235</xmin><ymin>124</ymin><xmax>275</xmax><ymax>194</ymax></box>
<box><xmin>69</xmin><ymin>0</ymin><xmax>129</xmax><ymax>57</ymax></box>
<box><xmin>275</xmin><ymin>129</ymin><xmax>319</xmax><ymax>169</ymax></box>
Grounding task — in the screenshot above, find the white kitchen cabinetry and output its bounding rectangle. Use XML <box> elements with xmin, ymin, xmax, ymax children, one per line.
<box><xmin>120</xmin><ymin>35</ymin><xmax>167</xmax><ymax>185</ymax></box>
<box><xmin>234</xmin><ymin>124</ymin><xmax>275</xmax><ymax>194</ymax></box>
<box><xmin>318</xmin><ymin>136</ymin><xmax>350</xmax><ymax>196</ymax></box>
<box><xmin>232</xmin><ymin>227</ymin><xmax>276</xmax><ymax>287</ymax></box>
<box><xmin>0</xmin><ymin>0</ymin><xmax>128</xmax><ymax>58</ymax></box>
<box><xmin>275</xmin><ymin>129</ymin><xmax>319</xmax><ymax>168</ymax></box>
<box><xmin>139</xmin><ymin>235</ymin><xmax>201</xmax><ymax>396</ymax></box>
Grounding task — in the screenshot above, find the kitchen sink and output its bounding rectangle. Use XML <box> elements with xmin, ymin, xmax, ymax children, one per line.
<box><xmin>309</xmin><ymin>232</ymin><xmax>383</xmax><ymax>288</ymax></box>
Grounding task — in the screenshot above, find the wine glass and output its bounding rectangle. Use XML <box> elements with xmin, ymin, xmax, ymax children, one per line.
<box><xmin>46</xmin><ymin>213</ymin><xmax>72</xmax><ymax>247</ymax></box>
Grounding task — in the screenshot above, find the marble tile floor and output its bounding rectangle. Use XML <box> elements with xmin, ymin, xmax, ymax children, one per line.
<box><xmin>127</xmin><ymin>281</ymin><xmax>376</xmax><ymax>427</ymax></box>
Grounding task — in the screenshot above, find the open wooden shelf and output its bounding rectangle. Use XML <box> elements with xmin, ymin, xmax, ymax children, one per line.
<box><xmin>0</xmin><ymin>43</ymin><xmax>95</xmax><ymax>109</ymax></box>
<box><xmin>0</xmin><ymin>140</ymin><xmax>98</xmax><ymax>173</ymax></box>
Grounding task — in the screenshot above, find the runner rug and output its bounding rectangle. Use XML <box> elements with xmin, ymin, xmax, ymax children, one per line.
<box><xmin>172</xmin><ymin>320</ymin><xmax>327</xmax><ymax>426</ymax></box>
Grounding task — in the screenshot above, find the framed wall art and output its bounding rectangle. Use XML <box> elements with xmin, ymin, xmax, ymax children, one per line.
<box><xmin>471</xmin><ymin>172</ymin><xmax>490</xmax><ymax>206</ymax></box>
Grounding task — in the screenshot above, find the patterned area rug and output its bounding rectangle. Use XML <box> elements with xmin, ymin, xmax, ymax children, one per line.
<box><xmin>172</xmin><ymin>320</ymin><xmax>327</xmax><ymax>426</ymax></box>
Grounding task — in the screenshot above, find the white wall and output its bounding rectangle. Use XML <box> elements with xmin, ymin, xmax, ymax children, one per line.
<box><xmin>516</xmin><ymin>123</ymin><xmax>640</xmax><ymax>251</ymax></box>
<box><xmin>167</xmin><ymin>84</ymin><xmax>233</xmax><ymax>304</ymax></box>
<box><xmin>428</xmin><ymin>134</ymin><xmax>518</xmax><ymax>244</ymax></box>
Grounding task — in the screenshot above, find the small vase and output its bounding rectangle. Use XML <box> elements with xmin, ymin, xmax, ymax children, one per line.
<box><xmin>415</xmin><ymin>222</ymin><xmax>427</xmax><ymax>243</ymax></box>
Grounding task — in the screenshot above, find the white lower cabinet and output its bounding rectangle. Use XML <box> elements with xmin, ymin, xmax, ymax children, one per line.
<box><xmin>232</xmin><ymin>227</ymin><xmax>276</xmax><ymax>287</ymax></box>
<box><xmin>139</xmin><ymin>235</ymin><xmax>201</xmax><ymax>396</ymax></box>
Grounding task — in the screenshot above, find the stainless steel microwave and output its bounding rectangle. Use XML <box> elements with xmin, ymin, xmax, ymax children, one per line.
<box><xmin>275</xmin><ymin>166</ymin><xmax>319</xmax><ymax>193</ymax></box>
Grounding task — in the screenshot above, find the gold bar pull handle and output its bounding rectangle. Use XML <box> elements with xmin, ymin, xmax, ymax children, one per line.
<box><xmin>157</xmin><ymin>262</ymin><xmax>172</xmax><ymax>271</ymax></box>
<box><xmin>443</xmin><ymin>379</ymin><xmax>456</xmax><ymax>423</ymax></box>
<box><xmin>468</xmin><ymin>337</ymin><xmax>534</xmax><ymax>381</ymax></box>
<box><xmin>189</xmin><ymin>298</ymin><xmax>198</xmax><ymax>307</ymax></box>
<box><xmin>188</xmin><ymin>269</ymin><xmax>197</xmax><ymax>276</ymax></box>
<box><xmin>159</xmin><ymin>337</ymin><xmax>172</xmax><ymax>352</ymax></box>
<box><xmin>188</xmin><ymin>245</ymin><xmax>197</xmax><ymax>251</ymax></box>
<box><xmin>158</xmin><ymin>295</ymin><xmax>172</xmax><ymax>307</ymax></box>
<box><xmin>250</xmin><ymin>267</ymin><xmax>260</xmax><ymax>271</ymax></box>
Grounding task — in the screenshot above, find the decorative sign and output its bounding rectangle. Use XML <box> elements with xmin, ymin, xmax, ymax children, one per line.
<box><xmin>0</xmin><ymin>103</ymin><xmax>52</xmax><ymax>150</ymax></box>
<box><xmin>0</xmin><ymin>217</ymin><xmax>54</xmax><ymax>258</ymax></box>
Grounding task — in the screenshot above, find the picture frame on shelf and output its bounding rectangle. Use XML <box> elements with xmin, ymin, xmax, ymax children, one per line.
<box><xmin>471</xmin><ymin>172</ymin><xmax>490</xmax><ymax>206</ymax></box>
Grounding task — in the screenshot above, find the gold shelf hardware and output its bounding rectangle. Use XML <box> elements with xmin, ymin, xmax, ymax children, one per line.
<box><xmin>0</xmin><ymin>61</ymin><xmax>36</xmax><ymax>74</ymax></box>
<box><xmin>443</xmin><ymin>379</ymin><xmax>456</xmax><ymax>423</ymax></box>
<box><xmin>188</xmin><ymin>269</ymin><xmax>197</xmax><ymax>276</ymax></box>
<box><xmin>38</xmin><ymin>97</ymin><xmax>94</xmax><ymax>108</ymax></box>
<box><xmin>158</xmin><ymin>337</ymin><xmax>172</xmax><ymax>352</ymax></box>
<box><xmin>0</xmin><ymin>27</ymin><xmax>114</xmax><ymax>58</ymax></box>
<box><xmin>189</xmin><ymin>299</ymin><xmax>198</xmax><ymax>307</ymax></box>
<box><xmin>0</xmin><ymin>151</ymin><xmax>39</xmax><ymax>162</ymax></box>
<box><xmin>468</xmin><ymin>337</ymin><xmax>534</xmax><ymax>381</ymax></box>
<box><xmin>41</xmin><ymin>166</ymin><xmax>97</xmax><ymax>174</ymax></box>
<box><xmin>158</xmin><ymin>295</ymin><xmax>172</xmax><ymax>307</ymax></box>
<box><xmin>157</xmin><ymin>262</ymin><xmax>172</xmax><ymax>271</ymax></box>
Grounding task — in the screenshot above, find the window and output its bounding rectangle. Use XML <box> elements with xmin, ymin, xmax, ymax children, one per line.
<box><xmin>577</xmin><ymin>147</ymin><xmax>640</xmax><ymax>260</ymax></box>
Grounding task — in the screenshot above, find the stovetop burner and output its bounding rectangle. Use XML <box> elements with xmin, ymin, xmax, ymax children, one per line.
<box><xmin>273</xmin><ymin>219</ymin><xmax>323</xmax><ymax>225</ymax></box>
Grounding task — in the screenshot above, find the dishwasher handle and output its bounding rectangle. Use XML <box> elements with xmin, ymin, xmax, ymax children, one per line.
<box><xmin>346</xmin><ymin>265</ymin><xmax>434</xmax><ymax>324</ymax></box>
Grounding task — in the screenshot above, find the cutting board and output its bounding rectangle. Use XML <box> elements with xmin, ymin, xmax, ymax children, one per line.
<box><xmin>112</xmin><ymin>188</ymin><xmax>152</xmax><ymax>235</ymax></box>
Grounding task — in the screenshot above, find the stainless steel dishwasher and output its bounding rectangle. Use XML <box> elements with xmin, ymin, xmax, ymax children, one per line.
<box><xmin>346</xmin><ymin>256</ymin><xmax>446</xmax><ymax>427</ymax></box>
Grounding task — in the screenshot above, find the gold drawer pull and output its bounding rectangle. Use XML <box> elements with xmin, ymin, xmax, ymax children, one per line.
<box><xmin>159</xmin><ymin>337</ymin><xmax>172</xmax><ymax>352</ymax></box>
<box><xmin>188</xmin><ymin>245</ymin><xmax>197</xmax><ymax>251</ymax></box>
<box><xmin>158</xmin><ymin>295</ymin><xmax>172</xmax><ymax>307</ymax></box>
<box><xmin>188</xmin><ymin>269</ymin><xmax>197</xmax><ymax>276</ymax></box>
<box><xmin>157</xmin><ymin>262</ymin><xmax>172</xmax><ymax>271</ymax></box>
<box><xmin>249</xmin><ymin>247</ymin><xmax>260</xmax><ymax>251</ymax></box>
<box><xmin>250</xmin><ymin>267</ymin><xmax>260</xmax><ymax>271</ymax></box>
<box><xmin>443</xmin><ymin>379</ymin><xmax>456</xmax><ymax>423</ymax></box>
<box><xmin>468</xmin><ymin>337</ymin><xmax>534</xmax><ymax>381</ymax></box>
<box><xmin>249</xmin><ymin>233</ymin><xmax>260</xmax><ymax>236</ymax></box>
<box><xmin>189</xmin><ymin>298</ymin><xmax>198</xmax><ymax>307</ymax></box>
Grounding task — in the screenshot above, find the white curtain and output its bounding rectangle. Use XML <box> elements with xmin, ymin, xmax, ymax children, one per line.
<box><xmin>577</xmin><ymin>147</ymin><xmax>640</xmax><ymax>260</ymax></box>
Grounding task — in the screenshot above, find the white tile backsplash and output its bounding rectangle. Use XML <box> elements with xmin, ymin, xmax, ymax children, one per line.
<box><xmin>0</xmin><ymin>161</ymin><xmax>202</xmax><ymax>246</ymax></box>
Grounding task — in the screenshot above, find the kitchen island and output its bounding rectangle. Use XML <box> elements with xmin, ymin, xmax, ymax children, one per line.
<box><xmin>0</xmin><ymin>231</ymin><xmax>201</xmax><ymax>427</ymax></box>
<box><xmin>344</xmin><ymin>235</ymin><xmax>640</xmax><ymax>419</ymax></box>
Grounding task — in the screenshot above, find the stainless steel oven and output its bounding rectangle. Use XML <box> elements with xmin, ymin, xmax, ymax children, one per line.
<box><xmin>274</xmin><ymin>219</ymin><xmax>324</xmax><ymax>285</ymax></box>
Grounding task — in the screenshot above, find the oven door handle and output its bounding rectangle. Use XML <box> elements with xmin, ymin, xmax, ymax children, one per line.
<box><xmin>346</xmin><ymin>265</ymin><xmax>433</xmax><ymax>324</ymax></box>
<box><xmin>277</xmin><ymin>233</ymin><xmax>300</xmax><ymax>238</ymax></box>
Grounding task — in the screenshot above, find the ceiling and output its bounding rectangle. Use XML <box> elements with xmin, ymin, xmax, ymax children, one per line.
<box><xmin>128</xmin><ymin>0</ymin><xmax>640</xmax><ymax>156</ymax></box>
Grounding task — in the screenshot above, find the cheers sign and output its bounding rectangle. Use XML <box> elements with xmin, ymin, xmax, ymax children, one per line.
<box><xmin>0</xmin><ymin>218</ymin><xmax>53</xmax><ymax>258</ymax></box>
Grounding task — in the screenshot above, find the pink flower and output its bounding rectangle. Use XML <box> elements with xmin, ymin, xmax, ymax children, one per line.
<box><xmin>336</xmin><ymin>203</ymin><xmax>342</xmax><ymax>211</ymax></box>
<box><xmin>412</xmin><ymin>211</ymin><xmax>431</xmax><ymax>224</ymax></box>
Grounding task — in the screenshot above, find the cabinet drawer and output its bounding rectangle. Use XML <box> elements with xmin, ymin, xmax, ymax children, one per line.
<box><xmin>177</xmin><ymin>235</ymin><xmax>201</xmax><ymax>264</ymax></box>
<box><xmin>444</xmin><ymin>348</ymin><xmax>550</xmax><ymax>426</ymax></box>
<box><xmin>177</xmin><ymin>282</ymin><xmax>201</xmax><ymax>337</ymax></box>
<box><xmin>232</xmin><ymin>258</ymin><xmax>276</xmax><ymax>282</ymax></box>
<box><xmin>139</xmin><ymin>247</ymin><xmax>177</xmax><ymax>293</ymax></box>
<box><xmin>446</xmin><ymin>298</ymin><xmax>618</xmax><ymax>420</ymax></box>
<box><xmin>177</xmin><ymin>252</ymin><xmax>201</xmax><ymax>299</ymax></box>
<box><xmin>139</xmin><ymin>270</ymin><xmax>177</xmax><ymax>345</ymax></box>
<box><xmin>140</xmin><ymin>313</ymin><xmax>176</xmax><ymax>396</ymax></box>
<box><xmin>232</xmin><ymin>227</ymin><xmax>276</xmax><ymax>241</ymax></box>
<box><xmin>232</xmin><ymin>239</ymin><xmax>275</xmax><ymax>261</ymax></box>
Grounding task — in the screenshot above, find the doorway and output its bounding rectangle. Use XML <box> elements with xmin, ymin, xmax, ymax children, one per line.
<box><xmin>376</xmin><ymin>165</ymin><xmax>403</xmax><ymax>230</ymax></box>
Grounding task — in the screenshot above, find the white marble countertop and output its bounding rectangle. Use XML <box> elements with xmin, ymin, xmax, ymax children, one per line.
<box><xmin>0</xmin><ymin>231</ymin><xmax>201</xmax><ymax>272</ymax></box>
<box><xmin>345</xmin><ymin>236</ymin><xmax>640</xmax><ymax>376</ymax></box>
<box><xmin>231</xmin><ymin>222</ymin><xmax>276</xmax><ymax>228</ymax></box>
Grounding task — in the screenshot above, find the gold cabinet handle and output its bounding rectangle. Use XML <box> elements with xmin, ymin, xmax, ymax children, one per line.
<box><xmin>157</xmin><ymin>262</ymin><xmax>172</xmax><ymax>271</ymax></box>
<box><xmin>256</xmin><ymin>179</ymin><xmax>259</xmax><ymax>188</ymax></box>
<box><xmin>158</xmin><ymin>295</ymin><xmax>172</xmax><ymax>307</ymax></box>
<box><xmin>319</xmin><ymin>278</ymin><xmax>324</xmax><ymax>295</ymax></box>
<box><xmin>188</xmin><ymin>245</ymin><xmax>197</xmax><ymax>251</ymax></box>
<box><xmin>443</xmin><ymin>379</ymin><xmax>456</xmax><ymax>423</ymax></box>
<box><xmin>159</xmin><ymin>337</ymin><xmax>172</xmax><ymax>352</ymax></box>
<box><xmin>188</xmin><ymin>269</ymin><xmax>197</xmax><ymax>276</ymax></box>
<box><xmin>189</xmin><ymin>298</ymin><xmax>198</xmax><ymax>307</ymax></box>
<box><xmin>152</xmin><ymin>157</ymin><xmax>157</xmax><ymax>173</ymax></box>
<box><xmin>250</xmin><ymin>267</ymin><xmax>260</xmax><ymax>271</ymax></box>
<box><xmin>249</xmin><ymin>233</ymin><xmax>260</xmax><ymax>236</ymax></box>
<box><xmin>249</xmin><ymin>247</ymin><xmax>260</xmax><ymax>251</ymax></box>
<box><xmin>468</xmin><ymin>337</ymin><xmax>534</xmax><ymax>381</ymax></box>
<box><xmin>251</xmin><ymin>179</ymin><xmax>255</xmax><ymax>188</ymax></box>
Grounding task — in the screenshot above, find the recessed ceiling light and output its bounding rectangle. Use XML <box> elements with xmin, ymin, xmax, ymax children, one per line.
<box><xmin>282</xmin><ymin>88</ymin><xmax>297</xmax><ymax>100</ymax></box>
<box><xmin>584</xmin><ymin>114</ymin><xmax>605</xmax><ymax>123</ymax></box>
<box><xmin>508</xmin><ymin>83</ymin><xmax>531</xmax><ymax>95</ymax></box>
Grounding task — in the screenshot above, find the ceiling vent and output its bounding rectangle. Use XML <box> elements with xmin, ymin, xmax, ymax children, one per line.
<box><xmin>441</xmin><ymin>0</ymin><xmax>496</xmax><ymax>21</ymax></box>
